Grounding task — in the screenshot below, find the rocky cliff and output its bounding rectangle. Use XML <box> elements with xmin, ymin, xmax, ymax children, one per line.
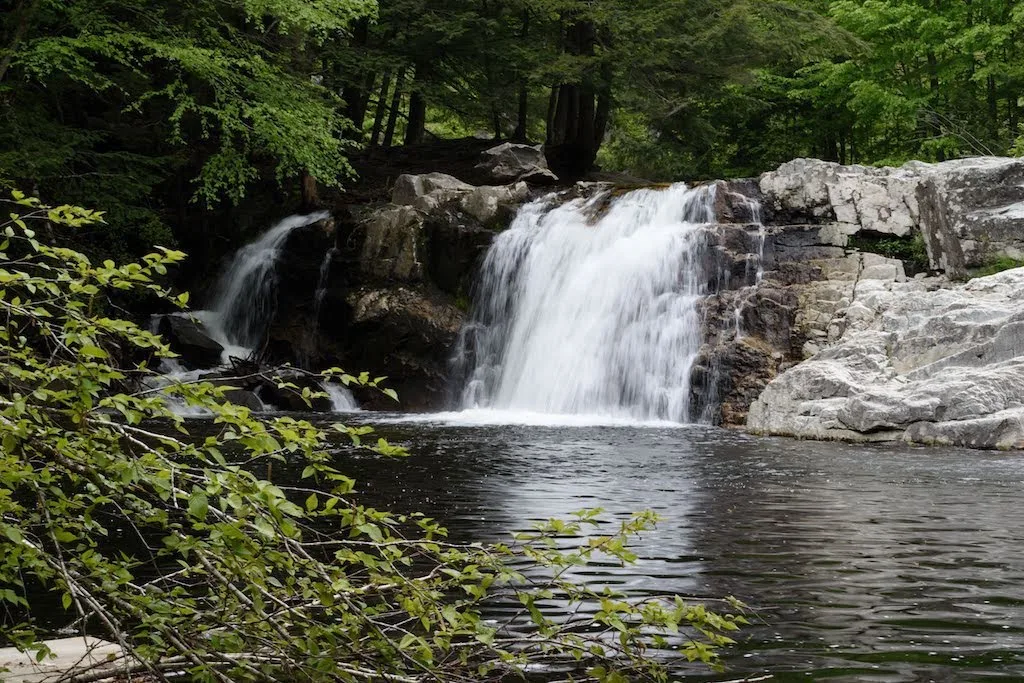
<box><xmin>734</xmin><ymin>157</ymin><xmax>1024</xmax><ymax>449</ymax></box>
<box><xmin>265</xmin><ymin>144</ymin><xmax>552</xmax><ymax>410</ymax></box>
<box><xmin>250</xmin><ymin>148</ymin><xmax>1024</xmax><ymax>448</ymax></box>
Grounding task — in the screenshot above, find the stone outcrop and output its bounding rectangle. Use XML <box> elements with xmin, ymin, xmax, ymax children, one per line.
<box><xmin>474</xmin><ymin>143</ymin><xmax>559</xmax><ymax>185</ymax></box>
<box><xmin>158</xmin><ymin>315</ymin><xmax>224</xmax><ymax>369</ymax></box>
<box><xmin>760</xmin><ymin>156</ymin><xmax>1024</xmax><ymax>277</ymax></box>
<box><xmin>748</xmin><ymin>269</ymin><xmax>1024</xmax><ymax>449</ymax></box>
<box><xmin>342</xmin><ymin>287</ymin><xmax>465</xmax><ymax>411</ymax></box>
<box><xmin>726</xmin><ymin>155</ymin><xmax>1024</xmax><ymax>449</ymax></box>
<box><xmin>260</xmin><ymin>143</ymin><xmax>554</xmax><ymax>410</ymax></box>
<box><xmin>207</xmin><ymin>145</ymin><xmax>1024</xmax><ymax>436</ymax></box>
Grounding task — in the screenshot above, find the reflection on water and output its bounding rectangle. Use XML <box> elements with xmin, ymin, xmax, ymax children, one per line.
<box><xmin>337</xmin><ymin>417</ymin><xmax>1024</xmax><ymax>681</ymax></box>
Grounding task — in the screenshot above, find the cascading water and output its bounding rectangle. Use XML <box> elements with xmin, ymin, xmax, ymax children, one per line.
<box><xmin>203</xmin><ymin>212</ymin><xmax>330</xmax><ymax>356</ymax></box>
<box><xmin>732</xmin><ymin>196</ymin><xmax>767</xmax><ymax>338</ymax></box>
<box><xmin>452</xmin><ymin>183</ymin><xmax>717</xmax><ymax>423</ymax></box>
<box><xmin>304</xmin><ymin>247</ymin><xmax>339</xmax><ymax>367</ymax></box>
<box><xmin>153</xmin><ymin>212</ymin><xmax>358</xmax><ymax>413</ymax></box>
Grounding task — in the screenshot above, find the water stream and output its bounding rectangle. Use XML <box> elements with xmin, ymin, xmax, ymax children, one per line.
<box><xmin>204</xmin><ymin>211</ymin><xmax>330</xmax><ymax>355</ymax></box>
<box><xmin>342</xmin><ymin>418</ymin><xmax>1024</xmax><ymax>681</ymax></box>
<box><xmin>155</xmin><ymin>212</ymin><xmax>357</xmax><ymax>413</ymax></box>
<box><xmin>453</xmin><ymin>184</ymin><xmax>717</xmax><ymax>423</ymax></box>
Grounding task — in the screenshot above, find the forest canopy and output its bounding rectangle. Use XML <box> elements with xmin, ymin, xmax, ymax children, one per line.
<box><xmin>1</xmin><ymin>0</ymin><xmax>1022</xmax><ymax>259</ymax></box>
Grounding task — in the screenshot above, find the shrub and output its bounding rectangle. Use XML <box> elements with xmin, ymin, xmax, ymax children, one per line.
<box><xmin>0</xmin><ymin>191</ymin><xmax>746</xmax><ymax>682</ymax></box>
<box><xmin>972</xmin><ymin>256</ymin><xmax>1024</xmax><ymax>278</ymax></box>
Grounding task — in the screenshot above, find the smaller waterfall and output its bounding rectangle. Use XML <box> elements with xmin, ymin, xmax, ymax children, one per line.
<box><xmin>304</xmin><ymin>247</ymin><xmax>339</xmax><ymax>366</ymax></box>
<box><xmin>325</xmin><ymin>383</ymin><xmax>360</xmax><ymax>412</ymax></box>
<box><xmin>313</xmin><ymin>247</ymin><xmax>338</xmax><ymax>324</ymax></box>
<box><xmin>150</xmin><ymin>211</ymin><xmax>361</xmax><ymax>415</ymax></box>
<box><xmin>204</xmin><ymin>212</ymin><xmax>329</xmax><ymax>356</ymax></box>
<box><xmin>731</xmin><ymin>196</ymin><xmax>767</xmax><ymax>339</ymax></box>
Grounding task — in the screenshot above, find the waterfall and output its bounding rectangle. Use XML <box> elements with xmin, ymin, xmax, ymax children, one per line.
<box><xmin>151</xmin><ymin>211</ymin><xmax>360</xmax><ymax>414</ymax></box>
<box><xmin>324</xmin><ymin>383</ymin><xmax>360</xmax><ymax>412</ymax></box>
<box><xmin>203</xmin><ymin>212</ymin><xmax>330</xmax><ymax>357</ymax></box>
<box><xmin>733</xmin><ymin>196</ymin><xmax>767</xmax><ymax>339</ymax></box>
<box><xmin>453</xmin><ymin>183</ymin><xmax>717</xmax><ymax>423</ymax></box>
<box><xmin>305</xmin><ymin>247</ymin><xmax>339</xmax><ymax>366</ymax></box>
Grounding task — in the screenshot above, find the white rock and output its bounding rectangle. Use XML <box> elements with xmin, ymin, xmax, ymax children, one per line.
<box><xmin>760</xmin><ymin>156</ymin><xmax>1024</xmax><ymax>275</ymax></box>
<box><xmin>748</xmin><ymin>267</ymin><xmax>1024</xmax><ymax>448</ymax></box>
<box><xmin>0</xmin><ymin>637</ymin><xmax>123</xmax><ymax>683</ymax></box>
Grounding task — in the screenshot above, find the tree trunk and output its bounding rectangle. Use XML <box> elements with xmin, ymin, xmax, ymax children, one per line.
<box><xmin>344</xmin><ymin>71</ymin><xmax>375</xmax><ymax>134</ymax></box>
<box><xmin>987</xmin><ymin>75</ymin><xmax>999</xmax><ymax>140</ymax></box>
<box><xmin>513</xmin><ymin>85</ymin><xmax>529</xmax><ymax>142</ymax></box>
<box><xmin>1010</xmin><ymin>94</ymin><xmax>1020</xmax><ymax>140</ymax></box>
<box><xmin>341</xmin><ymin>18</ymin><xmax>371</xmax><ymax>132</ymax></box>
<box><xmin>512</xmin><ymin>10</ymin><xmax>531</xmax><ymax>142</ymax></box>
<box><xmin>370</xmin><ymin>71</ymin><xmax>392</xmax><ymax>147</ymax></box>
<box><xmin>382</xmin><ymin>67</ymin><xmax>406</xmax><ymax>148</ymax></box>
<box><xmin>545</xmin><ymin>18</ymin><xmax>603</xmax><ymax>176</ymax></box>
<box><xmin>405</xmin><ymin>90</ymin><xmax>426</xmax><ymax>145</ymax></box>
<box><xmin>926</xmin><ymin>50</ymin><xmax>945</xmax><ymax>160</ymax></box>
<box><xmin>404</xmin><ymin>61</ymin><xmax>430</xmax><ymax>145</ymax></box>
<box><xmin>300</xmin><ymin>171</ymin><xmax>320</xmax><ymax>212</ymax></box>
<box><xmin>551</xmin><ymin>84</ymin><xmax>571</xmax><ymax>146</ymax></box>
<box><xmin>545</xmin><ymin>86</ymin><xmax>559</xmax><ymax>145</ymax></box>
<box><xmin>0</xmin><ymin>0</ymin><xmax>42</xmax><ymax>83</ymax></box>
<box><xmin>593</xmin><ymin>88</ymin><xmax>610</xmax><ymax>150</ymax></box>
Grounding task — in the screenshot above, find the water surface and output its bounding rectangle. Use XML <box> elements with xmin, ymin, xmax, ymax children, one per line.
<box><xmin>338</xmin><ymin>417</ymin><xmax>1024</xmax><ymax>681</ymax></box>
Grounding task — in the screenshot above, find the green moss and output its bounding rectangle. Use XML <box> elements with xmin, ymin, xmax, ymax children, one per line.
<box><xmin>454</xmin><ymin>291</ymin><xmax>472</xmax><ymax>312</ymax></box>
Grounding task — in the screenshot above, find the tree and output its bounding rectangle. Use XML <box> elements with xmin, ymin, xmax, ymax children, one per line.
<box><xmin>0</xmin><ymin>0</ymin><xmax>375</xmax><ymax>258</ymax></box>
<box><xmin>0</xmin><ymin>190</ymin><xmax>748</xmax><ymax>681</ymax></box>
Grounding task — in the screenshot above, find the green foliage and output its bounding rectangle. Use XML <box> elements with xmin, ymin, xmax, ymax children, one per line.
<box><xmin>0</xmin><ymin>191</ymin><xmax>746</xmax><ymax>681</ymax></box>
<box><xmin>706</xmin><ymin>0</ymin><xmax>1024</xmax><ymax>175</ymax></box>
<box><xmin>0</xmin><ymin>0</ymin><xmax>375</xmax><ymax>262</ymax></box>
<box><xmin>850</xmin><ymin>232</ymin><xmax>930</xmax><ymax>273</ymax></box>
<box><xmin>972</xmin><ymin>256</ymin><xmax>1024</xmax><ymax>278</ymax></box>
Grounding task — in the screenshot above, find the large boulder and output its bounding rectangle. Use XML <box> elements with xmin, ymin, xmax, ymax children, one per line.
<box><xmin>392</xmin><ymin>171</ymin><xmax>530</xmax><ymax>226</ymax></box>
<box><xmin>158</xmin><ymin>315</ymin><xmax>224</xmax><ymax>369</ymax></box>
<box><xmin>392</xmin><ymin>173</ymin><xmax>474</xmax><ymax>213</ymax></box>
<box><xmin>360</xmin><ymin>205</ymin><xmax>426</xmax><ymax>282</ymax></box>
<box><xmin>747</xmin><ymin>268</ymin><xmax>1024</xmax><ymax>449</ymax></box>
<box><xmin>474</xmin><ymin>143</ymin><xmax>559</xmax><ymax>185</ymax></box>
<box><xmin>343</xmin><ymin>287</ymin><xmax>465</xmax><ymax>411</ymax></box>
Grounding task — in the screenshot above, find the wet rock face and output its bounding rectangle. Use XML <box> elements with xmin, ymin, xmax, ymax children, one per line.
<box><xmin>158</xmin><ymin>315</ymin><xmax>224</xmax><ymax>369</ymax></box>
<box><xmin>342</xmin><ymin>288</ymin><xmax>465</xmax><ymax>411</ymax></box>
<box><xmin>262</xmin><ymin>143</ymin><xmax>551</xmax><ymax>410</ymax></box>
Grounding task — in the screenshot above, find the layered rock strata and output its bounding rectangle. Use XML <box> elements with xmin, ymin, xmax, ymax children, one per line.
<box><xmin>740</xmin><ymin>156</ymin><xmax>1024</xmax><ymax>448</ymax></box>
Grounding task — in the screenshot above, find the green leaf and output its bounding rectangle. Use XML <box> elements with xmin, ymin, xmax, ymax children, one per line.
<box><xmin>188</xmin><ymin>492</ymin><xmax>209</xmax><ymax>520</ymax></box>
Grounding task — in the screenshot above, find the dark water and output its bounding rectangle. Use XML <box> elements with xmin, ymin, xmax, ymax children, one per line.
<box><xmin>334</xmin><ymin>417</ymin><xmax>1024</xmax><ymax>682</ymax></box>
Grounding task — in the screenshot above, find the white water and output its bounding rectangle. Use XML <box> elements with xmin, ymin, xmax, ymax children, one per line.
<box><xmin>203</xmin><ymin>212</ymin><xmax>330</xmax><ymax>357</ymax></box>
<box><xmin>732</xmin><ymin>195</ymin><xmax>767</xmax><ymax>339</ymax></box>
<box><xmin>387</xmin><ymin>408</ymin><xmax>685</xmax><ymax>428</ymax></box>
<box><xmin>304</xmin><ymin>247</ymin><xmax>339</xmax><ymax>367</ymax></box>
<box><xmin>324</xmin><ymin>382</ymin><xmax>360</xmax><ymax>412</ymax></box>
<box><xmin>152</xmin><ymin>212</ymin><xmax>359</xmax><ymax>414</ymax></box>
<box><xmin>454</xmin><ymin>184</ymin><xmax>717</xmax><ymax>423</ymax></box>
